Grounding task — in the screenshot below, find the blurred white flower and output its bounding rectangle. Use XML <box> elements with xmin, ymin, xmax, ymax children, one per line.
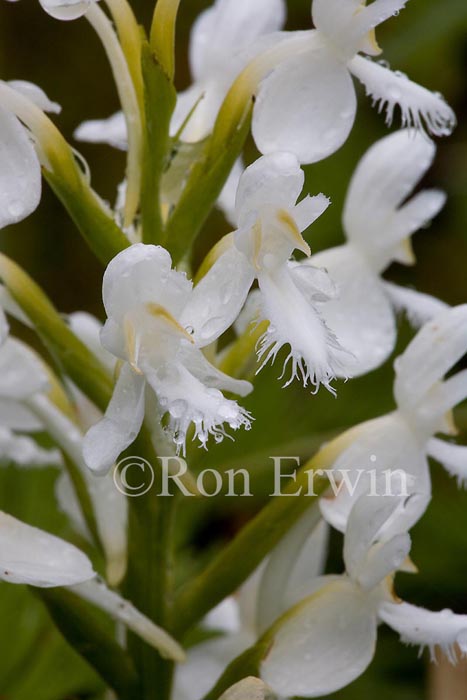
<box><xmin>252</xmin><ymin>0</ymin><xmax>456</xmax><ymax>163</ymax></box>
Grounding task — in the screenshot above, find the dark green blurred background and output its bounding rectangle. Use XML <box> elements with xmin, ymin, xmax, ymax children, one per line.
<box><xmin>0</xmin><ymin>1</ymin><xmax>466</xmax><ymax>698</ymax></box>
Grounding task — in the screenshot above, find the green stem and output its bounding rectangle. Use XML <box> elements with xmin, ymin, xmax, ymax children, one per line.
<box><xmin>124</xmin><ymin>429</ymin><xmax>178</xmax><ymax>700</ymax></box>
<box><xmin>140</xmin><ymin>42</ymin><xmax>177</xmax><ymax>245</ymax></box>
<box><xmin>164</xmin><ymin>110</ymin><xmax>251</xmax><ymax>265</ymax></box>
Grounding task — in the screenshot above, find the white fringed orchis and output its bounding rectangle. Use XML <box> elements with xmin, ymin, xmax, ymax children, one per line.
<box><xmin>193</xmin><ymin>153</ymin><xmax>347</xmax><ymax>391</ymax></box>
<box><xmin>298</xmin><ymin>129</ymin><xmax>448</xmax><ymax>376</ymax></box>
<box><xmin>252</xmin><ymin>0</ymin><xmax>456</xmax><ymax>163</ymax></box>
<box><xmin>75</xmin><ymin>0</ymin><xmax>286</xmax><ymax>149</ymax></box>
<box><xmin>320</xmin><ymin>305</ymin><xmax>467</xmax><ymax>533</ymax></box>
<box><xmin>174</xmin><ymin>513</ymin><xmax>328</xmax><ymax>700</ymax></box>
<box><xmin>83</xmin><ymin>244</ymin><xmax>252</xmax><ymax>473</ymax></box>
<box><xmin>261</xmin><ymin>494</ymin><xmax>467</xmax><ymax>698</ymax></box>
<box><xmin>0</xmin><ymin>80</ymin><xmax>60</xmax><ymax>231</ymax></box>
<box><xmin>0</xmin><ymin>510</ymin><xmax>185</xmax><ymax>662</ymax></box>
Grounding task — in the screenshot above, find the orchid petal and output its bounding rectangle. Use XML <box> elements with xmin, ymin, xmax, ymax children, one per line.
<box><xmin>171</xmin><ymin>81</ymin><xmax>226</xmax><ymax>143</ymax></box>
<box><xmin>8</xmin><ymin>80</ymin><xmax>61</xmax><ymax>113</ymax></box>
<box><xmin>218</xmin><ymin>678</ymin><xmax>274</xmax><ymax>700</ymax></box>
<box><xmin>427</xmin><ymin>438</ymin><xmax>467</xmax><ymax>487</ymax></box>
<box><xmin>102</xmin><ymin>244</ymin><xmax>191</xmax><ymax>323</ymax></box>
<box><xmin>0</xmin><ymin>427</ymin><xmax>61</xmax><ymax>467</ymax></box>
<box><xmin>257</xmin><ymin>509</ymin><xmax>328</xmax><ymax>633</ymax></box>
<box><xmin>320</xmin><ymin>414</ymin><xmax>432</xmax><ymax>532</ymax></box>
<box><xmin>0</xmin><ymin>106</ymin><xmax>41</xmax><ymax>230</ymax></box>
<box><xmin>0</xmin><ymin>309</ymin><xmax>8</xmax><ymax>346</ymax></box>
<box><xmin>217</xmin><ymin>158</ymin><xmax>244</xmax><ymax>228</ymax></box>
<box><xmin>344</xmin><ymin>493</ymin><xmax>408</xmax><ymax>581</ymax></box>
<box><xmin>349</xmin><ymin>56</ymin><xmax>456</xmax><ymax>137</ymax></box>
<box><xmin>38</xmin><ymin>0</ymin><xmax>94</xmax><ymax>21</ymax></box>
<box><xmin>182</xmin><ymin>247</ymin><xmax>254</xmax><ymax>347</ymax></box>
<box><xmin>253</xmin><ymin>40</ymin><xmax>357</xmax><ymax>164</ymax></box>
<box><xmin>0</xmin><ymin>338</ymin><xmax>49</xmax><ymax>400</ymax></box>
<box><xmin>83</xmin><ymin>363</ymin><xmax>145</xmax><ymax>474</ymax></box>
<box><xmin>293</xmin><ymin>193</ymin><xmax>330</xmax><ymax>233</ymax></box>
<box><xmin>343</xmin><ymin>130</ymin><xmax>441</xmax><ymax>269</ymax></box>
<box><xmin>261</xmin><ymin>578</ymin><xmax>377</xmax><ymax>698</ymax></box>
<box><xmin>0</xmin><ymin>511</ymin><xmax>95</xmax><ymax>587</ymax></box>
<box><xmin>378</xmin><ymin>601</ymin><xmax>467</xmax><ymax>663</ymax></box>
<box><xmin>236</xmin><ymin>152</ymin><xmax>304</xmax><ymax>226</ymax></box>
<box><xmin>305</xmin><ymin>246</ymin><xmax>396</xmax><ymax>375</ymax></box>
<box><xmin>190</xmin><ymin>0</ymin><xmax>286</xmax><ymax>82</ymax></box>
<box><xmin>74</xmin><ymin>111</ymin><xmax>127</xmax><ymax>150</ymax></box>
<box><xmin>358</xmin><ymin>533</ymin><xmax>412</xmax><ymax>590</ymax></box>
<box><xmin>393</xmin><ymin>305</ymin><xmax>467</xmax><ymax>414</ymax></box>
<box><xmin>0</xmin><ymin>399</ymin><xmax>43</xmax><ymax>431</ymax></box>
<box><xmin>180</xmin><ymin>344</ymin><xmax>252</xmax><ymax>398</ymax></box>
<box><xmin>68</xmin><ymin>311</ymin><xmax>115</xmax><ymax>373</ymax></box>
<box><xmin>420</xmin><ymin>369</ymin><xmax>467</xmax><ymax>431</ymax></box>
<box><xmin>348</xmin><ymin>0</ymin><xmax>409</xmax><ymax>47</ymax></box>
<box><xmin>383</xmin><ymin>282</ymin><xmax>450</xmax><ymax>328</ymax></box>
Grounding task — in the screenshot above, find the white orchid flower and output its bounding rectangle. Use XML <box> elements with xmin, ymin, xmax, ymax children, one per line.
<box><xmin>320</xmin><ymin>305</ymin><xmax>467</xmax><ymax>533</ymax></box>
<box><xmin>83</xmin><ymin>244</ymin><xmax>252</xmax><ymax>473</ymax></box>
<box><xmin>0</xmin><ymin>328</ymin><xmax>127</xmax><ymax>586</ymax></box>
<box><xmin>0</xmin><ymin>80</ymin><xmax>60</xmax><ymax>231</ymax></box>
<box><xmin>174</xmin><ymin>513</ymin><xmax>328</xmax><ymax>700</ymax></box>
<box><xmin>298</xmin><ymin>129</ymin><xmax>448</xmax><ymax>377</ymax></box>
<box><xmin>0</xmin><ymin>510</ymin><xmax>185</xmax><ymax>661</ymax></box>
<box><xmin>252</xmin><ymin>0</ymin><xmax>456</xmax><ymax>164</ymax></box>
<box><xmin>261</xmin><ymin>494</ymin><xmax>467</xmax><ymax>698</ymax></box>
<box><xmin>192</xmin><ymin>152</ymin><xmax>348</xmax><ymax>391</ymax></box>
